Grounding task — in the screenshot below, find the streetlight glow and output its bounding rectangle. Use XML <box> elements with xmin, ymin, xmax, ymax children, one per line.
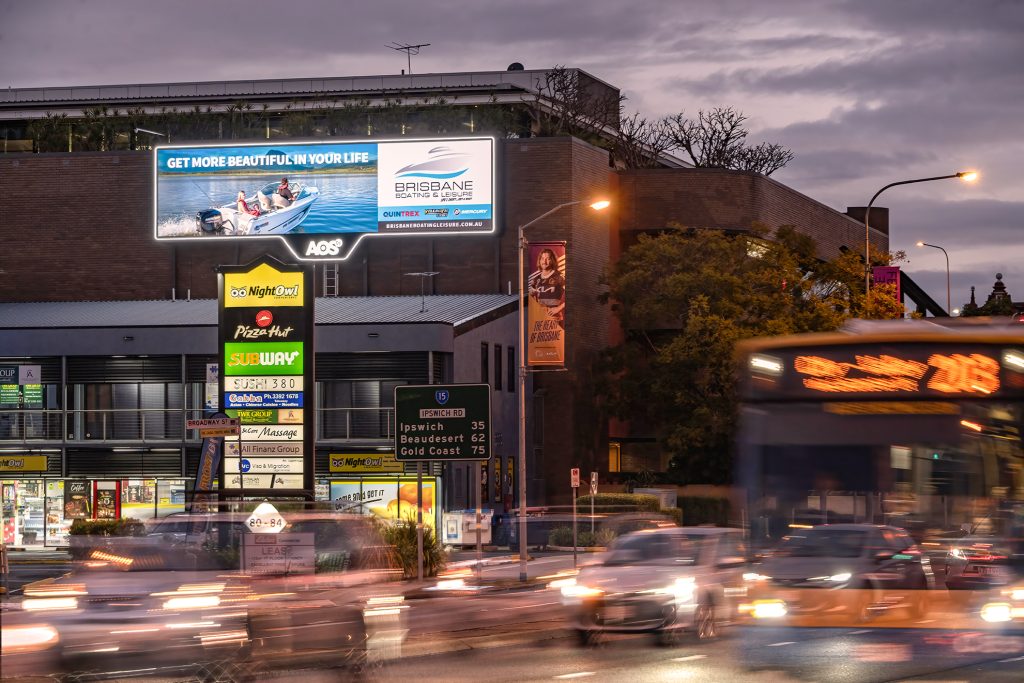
<box><xmin>958</xmin><ymin>171</ymin><xmax>979</xmax><ymax>182</ymax></box>
<box><xmin>516</xmin><ymin>197</ymin><xmax>611</xmax><ymax>582</ymax></box>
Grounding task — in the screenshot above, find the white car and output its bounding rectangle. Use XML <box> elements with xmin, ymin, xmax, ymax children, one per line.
<box><xmin>561</xmin><ymin>527</ymin><xmax>748</xmax><ymax>645</ymax></box>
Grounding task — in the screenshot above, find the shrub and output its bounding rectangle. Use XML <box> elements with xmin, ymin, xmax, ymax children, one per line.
<box><xmin>69</xmin><ymin>518</ymin><xmax>146</xmax><ymax>537</ymax></box>
<box><xmin>574</xmin><ymin>493</ymin><xmax>661</xmax><ymax>514</ymax></box>
<box><xmin>660</xmin><ymin>507</ymin><xmax>683</xmax><ymax>526</ymax></box>
<box><xmin>379</xmin><ymin>519</ymin><xmax>446</xmax><ymax>579</ymax></box>
<box><xmin>576</xmin><ymin>531</ymin><xmax>597</xmax><ymax>548</ymax></box>
<box><xmin>594</xmin><ymin>527</ymin><xmax>617</xmax><ymax>548</ymax></box>
<box><xmin>548</xmin><ymin>526</ymin><xmax>574</xmax><ymax>547</ymax></box>
<box><xmin>678</xmin><ymin>496</ymin><xmax>730</xmax><ymax>526</ymax></box>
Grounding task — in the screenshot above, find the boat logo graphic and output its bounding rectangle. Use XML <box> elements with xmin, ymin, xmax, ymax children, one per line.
<box><xmin>395</xmin><ymin>146</ymin><xmax>471</xmax><ymax>180</ymax></box>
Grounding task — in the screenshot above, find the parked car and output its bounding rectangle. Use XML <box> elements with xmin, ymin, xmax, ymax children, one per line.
<box><xmin>561</xmin><ymin>526</ymin><xmax>748</xmax><ymax>646</ymax></box>
<box><xmin>747</xmin><ymin>524</ymin><xmax>934</xmax><ymax>622</ymax></box>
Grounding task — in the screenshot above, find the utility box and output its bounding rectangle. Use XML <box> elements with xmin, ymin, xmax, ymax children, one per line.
<box><xmin>442</xmin><ymin>510</ymin><xmax>492</xmax><ymax>546</ymax></box>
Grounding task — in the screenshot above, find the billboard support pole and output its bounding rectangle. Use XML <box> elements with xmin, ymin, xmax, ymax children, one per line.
<box><xmin>416</xmin><ymin>461</ymin><xmax>424</xmax><ymax>582</ymax></box>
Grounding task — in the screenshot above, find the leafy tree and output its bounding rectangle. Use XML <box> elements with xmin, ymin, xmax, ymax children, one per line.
<box><xmin>666</xmin><ymin>107</ymin><xmax>794</xmax><ymax>175</ymax></box>
<box><xmin>597</xmin><ymin>225</ymin><xmax>901</xmax><ymax>484</ymax></box>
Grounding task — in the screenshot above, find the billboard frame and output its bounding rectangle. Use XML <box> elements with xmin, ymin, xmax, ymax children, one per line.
<box><xmin>152</xmin><ymin>135</ymin><xmax>498</xmax><ymax>262</ymax></box>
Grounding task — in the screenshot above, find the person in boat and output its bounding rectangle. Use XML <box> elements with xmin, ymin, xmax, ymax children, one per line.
<box><xmin>276</xmin><ymin>177</ymin><xmax>296</xmax><ymax>206</ymax></box>
<box><xmin>236</xmin><ymin>191</ymin><xmax>260</xmax><ymax>217</ymax></box>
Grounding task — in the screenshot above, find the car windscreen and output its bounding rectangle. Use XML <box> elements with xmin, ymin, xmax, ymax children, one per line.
<box><xmin>148</xmin><ymin>519</ymin><xmax>195</xmax><ymax>535</ymax></box>
<box><xmin>774</xmin><ymin>529</ymin><xmax>868</xmax><ymax>558</ymax></box>
<box><xmin>603</xmin><ymin>533</ymin><xmax>698</xmax><ymax>565</ymax></box>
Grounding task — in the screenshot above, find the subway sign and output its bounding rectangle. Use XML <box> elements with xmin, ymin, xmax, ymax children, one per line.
<box><xmin>218</xmin><ymin>256</ymin><xmax>314</xmax><ymax>495</ymax></box>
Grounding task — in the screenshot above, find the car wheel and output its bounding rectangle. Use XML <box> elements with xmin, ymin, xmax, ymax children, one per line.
<box><xmin>575</xmin><ymin>629</ymin><xmax>598</xmax><ymax>647</ymax></box>
<box><xmin>655</xmin><ymin>627</ymin><xmax>684</xmax><ymax>647</ymax></box>
<box><xmin>694</xmin><ymin>599</ymin><xmax>719</xmax><ymax>640</ymax></box>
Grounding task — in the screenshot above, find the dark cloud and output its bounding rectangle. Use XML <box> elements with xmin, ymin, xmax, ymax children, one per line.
<box><xmin>1</xmin><ymin>0</ymin><xmax>1019</xmax><ymax>306</ymax></box>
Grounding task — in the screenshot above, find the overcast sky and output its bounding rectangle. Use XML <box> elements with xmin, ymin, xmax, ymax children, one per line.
<box><xmin>3</xmin><ymin>0</ymin><xmax>1021</xmax><ymax>310</ymax></box>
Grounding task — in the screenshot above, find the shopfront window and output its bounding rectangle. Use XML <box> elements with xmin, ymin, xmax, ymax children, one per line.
<box><xmin>1</xmin><ymin>480</ymin><xmax>45</xmax><ymax>546</ymax></box>
<box><xmin>73</xmin><ymin>382</ymin><xmax>184</xmax><ymax>441</ymax></box>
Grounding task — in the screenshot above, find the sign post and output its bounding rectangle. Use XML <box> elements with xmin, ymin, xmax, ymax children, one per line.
<box><xmin>590</xmin><ymin>471</ymin><xmax>598</xmax><ymax>533</ymax></box>
<box><xmin>570</xmin><ymin>468</ymin><xmax>580</xmax><ymax>568</ymax></box>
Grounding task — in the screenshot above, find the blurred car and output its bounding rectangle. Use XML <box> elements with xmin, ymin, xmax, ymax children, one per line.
<box><xmin>943</xmin><ymin>536</ymin><xmax>1023</xmax><ymax>591</ymax></box>
<box><xmin>979</xmin><ymin>583</ymin><xmax>1024</xmax><ymax>626</ymax></box>
<box><xmin>747</xmin><ymin>524</ymin><xmax>934</xmax><ymax>622</ymax></box>
<box><xmin>1</xmin><ymin>509</ymin><xmax>404</xmax><ymax>680</ymax></box>
<box><xmin>560</xmin><ymin>526</ymin><xmax>748</xmax><ymax>646</ymax></box>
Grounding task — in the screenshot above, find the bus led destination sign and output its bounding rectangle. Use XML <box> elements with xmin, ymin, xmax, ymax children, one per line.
<box><xmin>395</xmin><ymin>384</ymin><xmax>490</xmax><ymax>461</ymax></box>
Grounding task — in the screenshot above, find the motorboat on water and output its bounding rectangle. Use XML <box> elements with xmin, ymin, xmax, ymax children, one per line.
<box><xmin>195</xmin><ymin>180</ymin><xmax>319</xmax><ymax>235</ymax></box>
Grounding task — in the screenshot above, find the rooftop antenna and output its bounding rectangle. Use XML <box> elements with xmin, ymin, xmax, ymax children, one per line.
<box><xmin>387</xmin><ymin>42</ymin><xmax>431</xmax><ymax>74</ymax></box>
<box><xmin>404</xmin><ymin>271</ymin><xmax>439</xmax><ymax>313</ymax></box>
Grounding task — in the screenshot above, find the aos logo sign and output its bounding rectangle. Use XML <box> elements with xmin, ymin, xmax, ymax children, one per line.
<box><xmin>305</xmin><ymin>238</ymin><xmax>344</xmax><ymax>257</ymax></box>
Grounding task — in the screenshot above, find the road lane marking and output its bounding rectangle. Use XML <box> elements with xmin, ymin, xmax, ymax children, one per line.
<box><xmin>767</xmin><ymin>641</ymin><xmax>796</xmax><ymax>647</ymax></box>
<box><xmin>554</xmin><ymin>673</ymin><xmax>596</xmax><ymax>679</ymax></box>
<box><xmin>499</xmin><ymin>600</ymin><xmax>559</xmax><ymax>610</ymax></box>
<box><xmin>848</xmin><ymin>629</ymin><xmax>871</xmax><ymax>635</ymax></box>
<box><xmin>999</xmin><ymin>655</ymin><xmax>1024</xmax><ymax>663</ymax></box>
<box><xmin>672</xmin><ymin>655</ymin><xmax>707</xmax><ymax>662</ymax></box>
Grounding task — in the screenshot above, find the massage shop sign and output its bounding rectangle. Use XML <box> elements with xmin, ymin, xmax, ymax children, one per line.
<box><xmin>218</xmin><ymin>256</ymin><xmax>314</xmax><ymax>495</ymax></box>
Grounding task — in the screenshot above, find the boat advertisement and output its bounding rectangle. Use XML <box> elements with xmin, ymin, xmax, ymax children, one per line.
<box><xmin>154</xmin><ymin>136</ymin><xmax>495</xmax><ymax>260</ymax></box>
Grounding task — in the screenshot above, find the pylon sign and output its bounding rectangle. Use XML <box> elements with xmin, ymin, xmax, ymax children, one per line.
<box><xmin>218</xmin><ymin>256</ymin><xmax>314</xmax><ymax>496</ymax></box>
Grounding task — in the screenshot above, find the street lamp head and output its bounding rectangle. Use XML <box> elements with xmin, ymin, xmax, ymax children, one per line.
<box><xmin>916</xmin><ymin>241</ymin><xmax>925</xmax><ymax>247</ymax></box>
<box><xmin>957</xmin><ymin>171</ymin><xmax>979</xmax><ymax>182</ymax></box>
<box><xmin>589</xmin><ymin>199</ymin><xmax>611</xmax><ymax>211</ymax></box>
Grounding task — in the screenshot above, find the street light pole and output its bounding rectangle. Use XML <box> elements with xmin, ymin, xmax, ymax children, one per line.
<box><xmin>517</xmin><ymin>199</ymin><xmax>609</xmax><ymax>582</ymax></box>
<box><xmin>917</xmin><ymin>241</ymin><xmax>951</xmax><ymax>314</ymax></box>
<box><xmin>863</xmin><ymin>171</ymin><xmax>977</xmax><ymax>299</ymax></box>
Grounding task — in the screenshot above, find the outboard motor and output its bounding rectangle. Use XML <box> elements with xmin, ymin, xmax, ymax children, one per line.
<box><xmin>196</xmin><ymin>209</ymin><xmax>224</xmax><ymax>234</ymax></box>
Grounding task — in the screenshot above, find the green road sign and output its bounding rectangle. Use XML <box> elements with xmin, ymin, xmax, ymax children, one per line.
<box><xmin>395</xmin><ymin>384</ymin><xmax>491</xmax><ymax>461</ymax></box>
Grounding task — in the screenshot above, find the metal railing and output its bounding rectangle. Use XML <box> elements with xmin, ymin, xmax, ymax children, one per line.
<box><xmin>0</xmin><ymin>407</ymin><xmax>396</xmax><ymax>443</ymax></box>
<box><xmin>318</xmin><ymin>407</ymin><xmax>395</xmax><ymax>441</ymax></box>
<box><xmin>0</xmin><ymin>410</ymin><xmax>65</xmax><ymax>442</ymax></box>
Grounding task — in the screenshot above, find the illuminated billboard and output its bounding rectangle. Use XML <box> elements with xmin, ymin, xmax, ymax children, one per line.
<box><xmin>154</xmin><ymin>137</ymin><xmax>495</xmax><ymax>261</ymax></box>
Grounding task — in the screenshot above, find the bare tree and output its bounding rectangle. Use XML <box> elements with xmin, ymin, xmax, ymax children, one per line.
<box><xmin>734</xmin><ymin>142</ymin><xmax>795</xmax><ymax>176</ymax></box>
<box><xmin>526</xmin><ymin>65</ymin><xmax>624</xmax><ymax>138</ymax></box>
<box><xmin>667</xmin><ymin>107</ymin><xmax>793</xmax><ymax>175</ymax></box>
<box><xmin>611</xmin><ymin>112</ymin><xmax>675</xmax><ymax>169</ymax></box>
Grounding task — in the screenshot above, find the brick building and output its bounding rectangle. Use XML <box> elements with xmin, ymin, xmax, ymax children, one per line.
<box><xmin>0</xmin><ymin>69</ymin><xmax>885</xmax><ymax>544</ymax></box>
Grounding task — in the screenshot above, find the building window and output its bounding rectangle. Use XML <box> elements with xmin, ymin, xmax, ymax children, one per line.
<box><xmin>608</xmin><ymin>442</ymin><xmax>622</xmax><ymax>473</ymax></box>
<box><xmin>494</xmin><ymin>345</ymin><xmax>503</xmax><ymax>391</ymax></box>
<box><xmin>507</xmin><ymin>346</ymin><xmax>515</xmax><ymax>393</ymax></box>
<box><xmin>481</xmin><ymin>342</ymin><xmax>489</xmax><ymax>384</ymax></box>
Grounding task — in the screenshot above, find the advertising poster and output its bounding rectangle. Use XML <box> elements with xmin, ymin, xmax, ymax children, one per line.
<box><xmin>330</xmin><ymin>478</ymin><xmax>436</xmax><ymax>529</ymax></box>
<box><xmin>154</xmin><ymin>138</ymin><xmax>495</xmax><ymax>260</ymax></box>
<box><xmin>526</xmin><ymin>241</ymin><xmax>567</xmax><ymax>367</ymax></box>
<box><xmin>94</xmin><ymin>482</ymin><xmax>118</xmax><ymax>519</ymax></box>
<box><xmin>46</xmin><ymin>481</ymin><xmax>71</xmax><ymax>546</ymax></box>
<box><xmin>872</xmin><ymin>266</ymin><xmax>902</xmax><ymax>302</ymax></box>
<box><xmin>63</xmin><ymin>480</ymin><xmax>92</xmax><ymax>519</ymax></box>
